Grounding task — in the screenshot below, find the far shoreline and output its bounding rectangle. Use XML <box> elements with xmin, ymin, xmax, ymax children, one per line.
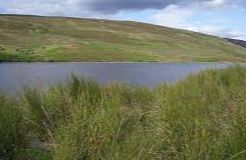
<box><xmin>0</xmin><ymin>61</ymin><xmax>241</xmax><ymax>64</ymax></box>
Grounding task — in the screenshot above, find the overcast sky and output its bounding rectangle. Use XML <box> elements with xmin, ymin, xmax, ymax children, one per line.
<box><xmin>0</xmin><ymin>0</ymin><xmax>246</xmax><ymax>40</ymax></box>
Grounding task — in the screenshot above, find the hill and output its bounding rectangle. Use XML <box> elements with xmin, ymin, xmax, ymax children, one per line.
<box><xmin>225</xmin><ymin>38</ymin><xmax>246</xmax><ymax>48</ymax></box>
<box><xmin>0</xmin><ymin>14</ymin><xmax>246</xmax><ymax>62</ymax></box>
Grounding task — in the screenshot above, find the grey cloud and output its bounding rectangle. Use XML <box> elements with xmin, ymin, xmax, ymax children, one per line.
<box><xmin>86</xmin><ymin>0</ymin><xmax>179</xmax><ymax>14</ymax></box>
<box><xmin>1</xmin><ymin>0</ymin><xmax>246</xmax><ymax>15</ymax></box>
<box><xmin>86</xmin><ymin>0</ymin><xmax>246</xmax><ymax>14</ymax></box>
<box><xmin>1</xmin><ymin>0</ymin><xmax>184</xmax><ymax>15</ymax></box>
<box><xmin>85</xmin><ymin>0</ymin><xmax>197</xmax><ymax>14</ymax></box>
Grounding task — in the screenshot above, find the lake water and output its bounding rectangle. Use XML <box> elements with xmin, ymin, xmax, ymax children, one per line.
<box><xmin>0</xmin><ymin>63</ymin><xmax>230</xmax><ymax>94</ymax></box>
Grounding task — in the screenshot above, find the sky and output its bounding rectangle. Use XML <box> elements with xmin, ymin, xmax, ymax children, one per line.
<box><xmin>0</xmin><ymin>0</ymin><xmax>246</xmax><ymax>40</ymax></box>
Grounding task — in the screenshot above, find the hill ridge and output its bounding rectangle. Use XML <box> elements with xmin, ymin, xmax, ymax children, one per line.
<box><xmin>0</xmin><ymin>14</ymin><xmax>246</xmax><ymax>62</ymax></box>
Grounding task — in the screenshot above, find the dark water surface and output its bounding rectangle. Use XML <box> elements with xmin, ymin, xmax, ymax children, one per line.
<box><xmin>0</xmin><ymin>63</ymin><xmax>230</xmax><ymax>94</ymax></box>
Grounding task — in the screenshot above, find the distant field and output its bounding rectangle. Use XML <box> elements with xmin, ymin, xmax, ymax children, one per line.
<box><xmin>0</xmin><ymin>14</ymin><xmax>246</xmax><ymax>62</ymax></box>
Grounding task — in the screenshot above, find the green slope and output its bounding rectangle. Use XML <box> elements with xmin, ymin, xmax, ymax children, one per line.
<box><xmin>0</xmin><ymin>14</ymin><xmax>246</xmax><ymax>62</ymax></box>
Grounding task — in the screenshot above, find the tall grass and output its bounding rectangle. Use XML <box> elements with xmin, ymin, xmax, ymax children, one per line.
<box><xmin>0</xmin><ymin>66</ymin><xmax>245</xmax><ymax>159</ymax></box>
<box><xmin>0</xmin><ymin>95</ymin><xmax>26</xmax><ymax>159</ymax></box>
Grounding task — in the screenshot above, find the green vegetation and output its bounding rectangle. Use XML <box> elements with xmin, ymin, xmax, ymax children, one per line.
<box><xmin>0</xmin><ymin>14</ymin><xmax>246</xmax><ymax>62</ymax></box>
<box><xmin>0</xmin><ymin>66</ymin><xmax>245</xmax><ymax>159</ymax></box>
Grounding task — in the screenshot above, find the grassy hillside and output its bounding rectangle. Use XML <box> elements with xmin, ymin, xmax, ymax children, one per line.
<box><xmin>1</xmin><ymin>66</ymin><xmax>246</xmax><ymax>159</ymax></box>
<box><xmin>0</xmin><ymin>14</ymin><xmax>246</xmax><ymax>62</ymax></box>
